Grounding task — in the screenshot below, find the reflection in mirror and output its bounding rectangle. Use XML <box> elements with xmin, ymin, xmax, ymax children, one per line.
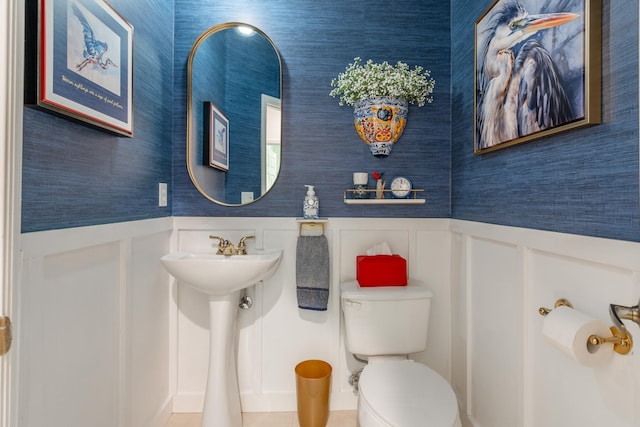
<box><xmin>187</xmin><ymin>23</ymin><xmax>282</xmax><ymax>206</ymax></box>
<box><xmin>261</xmin><ymin>94</ymin><xmax>281</xmax><ymax>193</ymax></box>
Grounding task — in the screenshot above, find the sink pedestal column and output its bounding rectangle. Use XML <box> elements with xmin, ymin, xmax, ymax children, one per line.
<box><xmin>202</xmin><ymin>291</ymin><xmax>242</xmax><ymax>427</ymax></box>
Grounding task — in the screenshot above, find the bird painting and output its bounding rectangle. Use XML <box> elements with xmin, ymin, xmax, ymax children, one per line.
<box><xmin>70</xmin><ymin>2</ymin><xmax>118</xmax><ymax>71</ymax></box>
<box><xmin>214</xmin><ymin>122</ymin><xmax>227</xmax><ymax>154</ymax></box>
<box><xmin>475</xmin><ymin>1</ymin><xmax>583</xmax><ymax>151</ymax></box>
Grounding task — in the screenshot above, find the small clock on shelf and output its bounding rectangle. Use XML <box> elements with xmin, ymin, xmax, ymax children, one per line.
<box><xmin>389</xmin><ymin>176</ymin><xmax>413</xmax><ymax>199</ymax></box>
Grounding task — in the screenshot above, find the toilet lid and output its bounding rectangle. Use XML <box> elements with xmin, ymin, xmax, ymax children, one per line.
<box><xmin>359</xmin><ymin>360</ymin><xmax>459</xmax><ymax>427</ymax></box>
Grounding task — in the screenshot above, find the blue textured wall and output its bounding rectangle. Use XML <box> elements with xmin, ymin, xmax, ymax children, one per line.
<box><xmin>172</xmin><ymin>0</ymin><xmax>452</xmax><ymax>218</ymax></box>
<box><xmin>21</xmin><ymin>1</ymin><xmax>640</xmax><ymax>243</ymax></box>
<box><xmin>21</xmin><ymin>0</ymin><xmax>174</xmax><ymax>233</ymax></box>
<box><xmin>191</xmin><ymin>33</ymin><xmax>226</xmax><ymax>199</ymax></box>
<box><xmin>224</xmin><ymin>31</ymin><xmax>280</xmax><ymax>203</ymax></box>
<box><xmin>451</xmin><ymin>1</ymin><xmax>640</xmax><ymax>241</ymax></box>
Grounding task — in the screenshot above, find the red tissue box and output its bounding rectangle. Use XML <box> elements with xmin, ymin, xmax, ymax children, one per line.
<box><xmin>356</xmin><ymin>255</ymin><xmax>407</xmax><ymax>287</ymax></box>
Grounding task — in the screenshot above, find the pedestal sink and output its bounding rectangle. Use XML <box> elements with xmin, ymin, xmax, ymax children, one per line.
<box><xmin>161</xmin><ymin>250</ymin><xmax>282</xmax><ymax>427</ymax></box>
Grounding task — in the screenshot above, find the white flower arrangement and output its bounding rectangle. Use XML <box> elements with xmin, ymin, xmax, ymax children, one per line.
<box><xmin>330</xmin><ymin>57</ymin><xmax>435</xmax><ymax>107</ymax></box>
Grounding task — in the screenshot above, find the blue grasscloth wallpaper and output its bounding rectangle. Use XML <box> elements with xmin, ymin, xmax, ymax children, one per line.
<box><xmin>20</xmin><ymin>1</ymin><xmax>640</xmax><ymax>243</ymax></box>
<box><xmin>172</xmin><ymin>0</ymin><xmax>452</xmax><ymax>219</ymax></box>
<box><xmin>451</xmin><ymin>1</ymin><xmax>640</xmax><ymax>241</ymax></box>
<box><xmin>22</xmin><ymin>0</ymin><xmax>174</xmax><ymax>232</ymax></box>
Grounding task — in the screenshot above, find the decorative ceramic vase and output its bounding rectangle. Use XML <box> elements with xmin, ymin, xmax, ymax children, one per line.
<box><xmin>353</xmin><ymin>184</ymin><xmax>369</xmax><ymax>199</ymax></box>
<box><xmin>353</xmin><ymin>97</ymin><xmax>409</xmax><ymax>157</ymax></box>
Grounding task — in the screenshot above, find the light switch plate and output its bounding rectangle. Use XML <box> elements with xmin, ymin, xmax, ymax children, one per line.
<box><xmin>159</xmin><ymin>183</ymin><xmax>168</xmax><ymax>207</ymax></box>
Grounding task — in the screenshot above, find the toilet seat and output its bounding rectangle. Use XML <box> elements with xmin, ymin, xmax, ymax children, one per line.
<box><xmin>358</xmin><ymin>360</ymin><xmax>461</xmax><ymax>427</ymax></box>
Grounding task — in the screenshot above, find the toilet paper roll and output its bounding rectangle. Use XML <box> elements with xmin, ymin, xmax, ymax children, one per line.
<box><xmin>542</xmin><ymin>305</ymin><xmax>613</xmax><ymax>367</ymax></box>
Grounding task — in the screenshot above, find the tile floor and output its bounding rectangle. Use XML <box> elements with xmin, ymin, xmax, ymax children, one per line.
<box><xmin>164</xmin><ymin>411</ymin><xmax>357</xmax><ymax>427</ymax></box>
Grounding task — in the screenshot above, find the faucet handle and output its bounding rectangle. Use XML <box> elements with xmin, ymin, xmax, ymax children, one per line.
<box><xmin>209</xmin><ymin>235</ymin><xmax>229</xmax><ymax>255</ymax></box>
<box><xmin>237</xmin><ymin>235</ymin><xmax>255</xmax><ymax>255</ymax></box>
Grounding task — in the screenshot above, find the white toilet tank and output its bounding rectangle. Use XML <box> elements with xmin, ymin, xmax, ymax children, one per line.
<box><xmin>340</xmin><ymin>280</ymin><xmax>433</xmax><ymax>356</ymax></box>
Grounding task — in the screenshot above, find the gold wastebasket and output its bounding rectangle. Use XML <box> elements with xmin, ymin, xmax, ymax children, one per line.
<box><xmin>295</xmin><ymin>360</ymin><xmax>332</xmax><ymax>427</ymax></box>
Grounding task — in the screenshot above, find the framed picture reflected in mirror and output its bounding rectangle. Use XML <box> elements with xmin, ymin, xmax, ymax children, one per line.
<box><xmin>204</xmin><ymin>101</ymin><xmax>229</xmax><ymax>171</ymax></box>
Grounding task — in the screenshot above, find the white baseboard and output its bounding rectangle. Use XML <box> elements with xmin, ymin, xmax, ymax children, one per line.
<box><xmin>172</xmin><ymin>393</ymin><xmax>204</xmax><ymax>413</ymax></box>
<box><xmin>151</xmin><ymin>397</ymin><xmax>174</xmax><ymax>427</ymax></box>
<box><xmin>172</xmin><ymin>391</ymin><xmax>357</xmax><ymax>414</ymax></box>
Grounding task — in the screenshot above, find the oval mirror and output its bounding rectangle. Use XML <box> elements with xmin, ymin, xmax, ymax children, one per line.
<box><xmin>187</xmin><ymin>23</ymin><xmax>282</xmax><ymax>206</ymax></box>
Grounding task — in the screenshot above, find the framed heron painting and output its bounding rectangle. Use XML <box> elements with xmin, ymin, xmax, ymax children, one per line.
<box><xmin>204</xmin><ymin>102</ymin><xmax>230</xmax><ymax>171</ymax></box>
<box><xmin>474</xmin><ymin>0</ymin><xmax>601</xmax><ymax>154</ymax></box>
<box><xmin>37</xmin><ymin>0</ymin><xmax>134</xmax><ymax>136</ymax></box>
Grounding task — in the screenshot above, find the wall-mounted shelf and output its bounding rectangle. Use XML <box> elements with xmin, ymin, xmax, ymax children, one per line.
<box><xmin>343</xmin><ymin>189</ymin><xmax>425</xmax><ymax>205</ymax></box>
<box><xmin>344</xmin><ymin>198</ymin><xmax>425</xmax><ymax>205</ymax></box>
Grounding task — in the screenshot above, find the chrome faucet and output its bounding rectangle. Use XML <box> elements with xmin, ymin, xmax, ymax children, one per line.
<box><xmin>237</xmin><ymin>235</ymin><xmax>255</xmax><ymax>255</ymax></box>
<box><xmin>209</xmin><ymin>235</ymin><xmax>237</xmax><ymax>256</ymax></box>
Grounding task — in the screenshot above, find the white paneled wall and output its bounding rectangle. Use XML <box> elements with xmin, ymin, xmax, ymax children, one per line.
<box><xmin>15</xmin><ymin>217</ymin><xmax>640</xmax><ymax>427</ymax></box>
<box><xmin>171</xmin><ymin>217</ymin><xmax>453</xmax><ymax>413</ymax></box>
<box><xmin>18</xmin><ymin>218</ymin><xmax>173</xmax><ymax>427</ymax></box>
<box><xmin>451</xmin><ymin>221</ymin><xmax>640</xmax><ymax>427</ymax></box>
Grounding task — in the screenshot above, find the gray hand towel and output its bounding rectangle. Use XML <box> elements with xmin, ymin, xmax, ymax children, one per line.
<box><xmin>296</xmin><ymin>235</ymin><xmax>330</xmax><ymax>311</ymax></box>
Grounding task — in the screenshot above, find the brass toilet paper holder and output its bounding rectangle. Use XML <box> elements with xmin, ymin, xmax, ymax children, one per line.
<box><xmin>588</xmin><ymin>326</ymin><xmax>632</xmax><ymax>355</ymax></box>
<box><xmin>539</xmin><ymin>298</ymin><xmax>635</xmax><ymax>356</ymax></box>
<box><xmin>538</xmin><ymin>298</ymin><xmax>574</xmax><ymax>316</ymax></box>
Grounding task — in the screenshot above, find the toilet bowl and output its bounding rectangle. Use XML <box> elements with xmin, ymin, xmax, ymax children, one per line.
<box><xmin>340</xmin><ymin>280</ymin><xmax>461</xmax><ymax>427</ymax></box>
<box><xmin>357</xmin><ymin>360</ymin><xmax>461</xmax><ymax>427</ymax></box>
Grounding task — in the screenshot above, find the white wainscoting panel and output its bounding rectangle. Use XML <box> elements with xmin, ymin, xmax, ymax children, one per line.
<box><xmin>22</xmin><ymin>242</ymin><xmax>121</xmax><ymax>427</ymax></box>
<box><xmin>451</xmin><ymin>220</ymin><xmax>640</xmax><ymax>427</ymax></box>
<box><xmin>171</xmin><ymin>217</ymin><xmax>453</xmax><ymax>413</ymax></box>
<box><xmin>16</xmin><ymin>216</ymin><xmax>640</xmax><ymax>426</ymax></box>
<box><xmin>467</xmin><ymin>237</ymin><xmax>522</xmax><ymax>427</ymax></box>
<box><xmin>18</xmin><ymin>218</ymin><xmax>173</xmax><ymax>427</ymax></box>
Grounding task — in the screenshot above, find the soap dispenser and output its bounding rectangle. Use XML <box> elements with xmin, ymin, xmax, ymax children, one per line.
<box><xmin>303</xmin><ymin>185</ymin><xmax>319</xmax><ymax>219</ymax></box>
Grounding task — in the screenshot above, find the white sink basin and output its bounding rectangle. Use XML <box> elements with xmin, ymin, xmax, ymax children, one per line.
<box><xmin>161</xmin><ymin>248</ymin><xmax>283</xmax><ymax>427</ymax></box>
<box><xmin>160</xmin><ymin>250</ymin><xmax>282</xmax><ymax>296</ymax></box>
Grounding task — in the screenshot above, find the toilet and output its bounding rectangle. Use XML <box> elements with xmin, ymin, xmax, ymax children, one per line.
<box><xmin>340</xmin><ymin>280</ymin><xmax>461</xmax><ymax>427</ymax></box>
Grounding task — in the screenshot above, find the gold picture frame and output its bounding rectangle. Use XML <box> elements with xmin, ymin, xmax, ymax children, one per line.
<box><xmin>474</xmin><ymin>0</ymin><xmax>601</xmax><ymax>154</ymax></box>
